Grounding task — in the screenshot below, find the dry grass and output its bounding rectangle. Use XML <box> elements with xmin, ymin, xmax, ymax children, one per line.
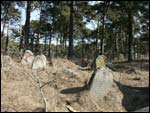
<box><xmin>1</xmin><ymin>56</ymin><xmax>149</xmax><ymax>112</ymax></box>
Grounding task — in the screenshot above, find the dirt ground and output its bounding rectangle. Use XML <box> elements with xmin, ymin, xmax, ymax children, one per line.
<box><xmin>1</xmin><ymin>57</ymin><xmax>149</xmax><ymax>112</ymax></box>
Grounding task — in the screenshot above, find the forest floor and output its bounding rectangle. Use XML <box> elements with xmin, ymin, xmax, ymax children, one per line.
<box><xmin>1</xmin><ymin>56</ymin><xmax>149</xmax><ymax>112</ymax></box>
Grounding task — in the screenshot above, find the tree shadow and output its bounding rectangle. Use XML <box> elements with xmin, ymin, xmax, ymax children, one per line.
<box><xmin>60</xmin><ymin>80</ymin><xmax>149</xmax><ymax>111</ymax></box>
<box><xmin>60</xmin><ymin>71</ymin><xmax>95</xmax><ymax>95</ymax></box>
<box><xmin>108</xmin><ymin>64</ymin><xmax>136</xmax><ymax>74</ymax></box>
<box><xmin>114</xmin><ymin>80</ymin><xmax>149</xmax><ymax>111</ymax></box>
<box><xmin>133</xmin><ymin>107</ymin><xmax>149</xmax><ymax>112</ymax></box>
<box><xmin>112</xmin><ymin>59</ymin><xmax>149</xmax><ymax>72</ymax></box>
<box><xmin>60</xmin><ymin>86</ymin><xmax>87</xmax><ymax>94</ymax></box>
<box><xmin>32</xmin><ymin>107</ymin><xmax>45</xmax><ymax>112</ymax></box>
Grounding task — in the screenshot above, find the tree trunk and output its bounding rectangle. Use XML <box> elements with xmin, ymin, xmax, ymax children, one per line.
<box><xmin>64</xmin><ymin>37</ymin><xmax>67</xmax><ymax>56</ymax></box>
<box><xmin>120</xmin><ymin>28</ymin><xmax>124</xmax><ymax>54</ymax></box>
<box><xmin>37</xmin><ymin>1</ymin><xmax>43</xmax><ymax>54</ymax></box>
<box><xmin>36</xmin><ymin>33</ymin><xmax>40</xmax><ymax>54</ymax></box>
<box><xmin>115</xmin><ymin>33</ymin><xmax>119</xmax><ymax>59</ymax></box>
<box><xmin>64</xmin><ymin>31</ymin><xmax>68</xmax><ymax>51</ymax></box>
<box><xmin>100</xmin><ymin>14</ymin><xmax>106</xmax><ymax>55</ymax></box>
<box><xmin>1</xmin><ymin>3</ymin><xmax>10</xmax><ymax>37</ymax></box>
<box><xmin>48</xmin><ymin>32</ymin><xmax>52</xmax><ymax>58</ymax></box>
<box><xmin>62</xmin><ymin>32</ymin><xmax>66</xmax><ymax>50</ymax></box>
<box><xmin>44</xmin><ymin>34</ymin><xmax>47</xmax><ymax>52</ymax></box>
<box><xmin>5</xmin><ymin>19</ymin><xmax>10</xmax><ymax>52</ymax></box>
<box><xmin>2</xmin><ymin>19</ymin><xmax>6</xmax><ymax>37</ymax></box>
<box><xmin>133</xmin><ymin>44</ymin><xmax>136</xmax><ymax>59</ymax></box>
<box><xmin>24</xmin><ymin>1</ymin><xmax>31</xmax><ymax>50</ymax></box>
<box><xmin>128</xmin><ymin>10</ymin><xmax>133</xmax><ymax>62</ymax></box>
<box><xmin>81</xmin><ymin>36</ymin><xmax>85</xmax><ymax>65</ymax></box>
<box><xmin>19</xmin><ymin>18</ymin><xmax>23</xmax><ymax>51</ymax></box>
<box><xmin>68</xmin><ymin>1</ymin><xmax>74</xmax><ymax>60</ymax></box>
<box><xmin>56</xmin><ymin>37</ymin><xmax>59</xmax><ymax>57</ymax></box>
<box><xmin>96</xmin><ymin>19</ymin><xmax>100</xmax><ymax>56</ymax></box>
<box><xmin>19</xmin><ymin>37</ymin><xmax>23</xmax><ymax>51</ymax></box>
<box><xmin>59</xmin><ymin>7</ymin><xmax>64</xmax><ymax>57</ymax></box>
<box><xmin>124</xmin><ymin>32</ymin><xmax>128</xmax><ymax>58</ymax></box>
<box><xmin>60</xmin><ymin>33</ymin><xmax>64</xmax><ymax>57</ymax></box>
<box><xmin>30</xmin><ymin>34</ymin><xmax>34</xmax><ymax>52</ymax></box>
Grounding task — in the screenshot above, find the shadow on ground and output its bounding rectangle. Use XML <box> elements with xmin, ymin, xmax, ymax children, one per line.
<box><xmin>112</xmin><ymin>59</ymin><xmax>149</xmax><ymax>72</ymax></box>
<box><xmin>60</xmin><ymin>86</ymin><xmax>87</xmax><ymax>94</ymax></box>
<box><xmin>114</xmin><ymin>80</ymin><xmax>149</xmax><ymax>111</ymax></box>
<box><xmin>60</xmin><ymin>80</ymin><xmax>149</xmax><ymax>112</ymax></box>
<box><xmin>32</xmin><ymin>107</ymin><xmax>45</xmax><ymax>112</ymax></box>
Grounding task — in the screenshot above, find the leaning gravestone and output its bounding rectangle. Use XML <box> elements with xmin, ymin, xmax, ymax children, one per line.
<box><xmin>87</xmin><ymin>55</ymin><xmax>113</xmax><ymax>98</ymax></box>
<box><xmin>21</xmin><ymin>50</ymin><xmax>34</xmax><ymax>67</ymax></box>
<box><xmin>89</xmin><ymin>67</ymin><xmax>113</xmax><ymax>98</ymax></box>
<box><xmin>32</xmin><ymin>54</ymin><xmax>47</xmax><ymax>70</ymax></box>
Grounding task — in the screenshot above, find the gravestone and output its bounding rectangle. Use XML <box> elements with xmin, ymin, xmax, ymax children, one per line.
<box><xmin>21</xmin><ymin>50</ymin><xmax>34</xmax><ymax>67</ymax></box>
<box><xmin>32</xmin><ymin>54</ymin><xmax>47</xmax><ymax>70</ymax></box>
<box><xmin>95</xmin><ymin>55</ymin><xmax>107</xmax><ymax>68</ymax></box>
<box><xmin>119</xmin><ymin>54</ymin><xmax>125</xmax><ymax>61</ymax></box>
<box><xmin>89</xmin><ymin>67</ymin><xmax>113</xmax><ymax>98</ymax></box>
<box><xmin>63</xmin><ymin>68</ymin><xmax>78</xmax><ymax>77</ymax></box>
<box><xmin>1</xmin><ymin>55</ymin><xmax>13</xmax><ymax>68</ymax></box>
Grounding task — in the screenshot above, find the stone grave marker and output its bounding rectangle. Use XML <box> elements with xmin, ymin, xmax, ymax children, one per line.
<box><xmin>95</xmin><ymin>55</ymin><xmax>107</xmax><ymax>68</ymax></box>
<box><xmin>21</xmin><ymin>50</ymin><xmax>34</xmax><ymax>67</ymax></box>
<box><xmin>32</xmin><ymin>54</ymin><xmax>47</xmax><ymax>70</ymax></box>
<box><xmin>1</xmin><ymin>55</ymin><xmax>13</xmax><ymax>69</ymax></box>
<box><xmin>89</xmin><ymin>67</ymin><xmax>113</xmax><ymax>98</ymax></box>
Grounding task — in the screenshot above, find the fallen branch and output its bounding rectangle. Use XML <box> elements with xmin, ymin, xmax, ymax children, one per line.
<box><xmin>78</xmin><ymin>66</ymin><xmax>91</xmax><ymax>71</ymax></box>
<box><xmin>66</xmin><ymin>105</ymin><xmax>79</xmax><ymax>112</ymax></box>
<box><xmin>31</xmin><ymin>71</ymin><xmax>48</xmax><ymax>112</ymax></box>
<box><xmin>40</xmin><ymin>80</ymin><xmax>54</xmax><ymax>88</ymax></box>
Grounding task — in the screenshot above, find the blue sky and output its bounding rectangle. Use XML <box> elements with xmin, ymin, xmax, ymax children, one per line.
<box><xmin>2</xmin><ymin>1</ymin><xmax>97</xmax><ymax>35</ymax></box>
<box><xmin>18</xmin><ymin>5</ymin><xmax>97</xmax><ymax>45</ymax></box>
<box><xmin>1</xmin><ymin>4</ymin><xmax>96</xmax><ymax>45</ymax></box>
<box><xmin>21</xmin><ymin>8</ymin><xmax>40</xmax><ymax>25</ymax></box>
<box><xmin>2</xmin><ymin>1</ymin><xmax>143</xmax><ymax>44</ymax></box>
<box><xmin>20</xmin><ymin>1</ymin><xmax>97</xmax><ymax>27</ymax></box>
<box><xmin>19</xmin><ymin>1</ymin><xmax>99</xmax><ymax>30</ymax></box>
<box><xmin>21</xmin><ymin>8</ymin><xmax>96</xmax><ymax>30</ymax></box>
<box><xmin>18</xmin><ymin>4</ymin><xmax>97</xmax><ymax>45</ymax></box>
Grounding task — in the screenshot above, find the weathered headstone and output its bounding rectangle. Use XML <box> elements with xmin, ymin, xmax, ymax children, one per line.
<box><xmin>63</xmin><ymin>68</ymin><xmax>78</xmax><ymax>77</ymax></box>
<box><xmin>119</xmin><ymin>54</ymin><xmax>125</xmax><ymax>61</ymax></box>
<box><xmin>1</xmin><ymin>55</ymin><xmax>13</xmax><ymax>68</ymax></box>
<box><xmin>32</xmin><ymin>54</ymin><xmax>47</xmax><ymax>70</ymax></box>
<box><xmin>89</xmin><ymin>67</ymin><xmax>113</xmax><ymax>98</ymax></box>
<box><xmin>21</xmin><ymin>50</ymin><xmax>34</xmax><ymax>67</ymax></box>
<box><xmin>95</xmin><ymin>55</ymin><xmax>107</xmax><ymax>68</ymax></box>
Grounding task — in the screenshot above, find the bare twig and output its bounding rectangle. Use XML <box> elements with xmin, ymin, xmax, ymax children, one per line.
<box><xmin>40</xmin><ymin>80</ymin><xmax>54</xmax><ymax>89</ymax></box>
<box><xmin>66</xmin><ymin>105</ymin><xmax>79</xmax><ymax>112</ymax></box>
<box><xmin>78</xmin><ymin>66</ymin><xmax>91</xmax><ymax>71</ymax></box>
<box><xmin>31</xmin><ymin>71</ymin><xmax>48</xmax><ymax>112</ymax></box>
